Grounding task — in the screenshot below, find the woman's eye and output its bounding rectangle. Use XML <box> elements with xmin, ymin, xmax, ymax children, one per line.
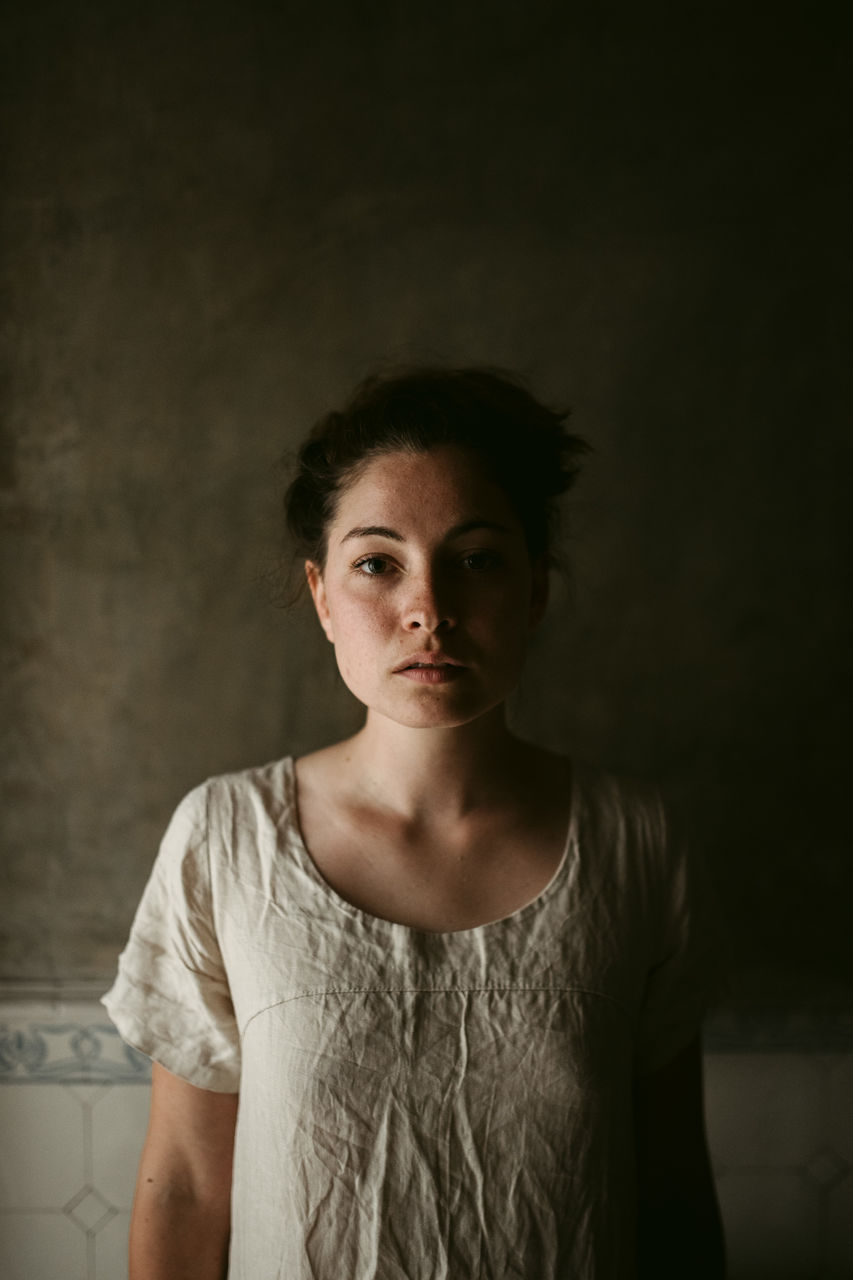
<box><xmin>354</xmin><ymin>555</ymin><xmax>391</xmax><ymax>576</ymax></box>
<box><xmin>462</xmin><ymin>551</ymin><xmax>500</xmax><ymax>572</ymax></box>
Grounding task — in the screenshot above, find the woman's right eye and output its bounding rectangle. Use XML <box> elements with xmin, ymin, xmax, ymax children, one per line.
<box><xmin>353</xmin><ymin>555</ymin><xmax>391</xmax><ymax>576</ymax></box>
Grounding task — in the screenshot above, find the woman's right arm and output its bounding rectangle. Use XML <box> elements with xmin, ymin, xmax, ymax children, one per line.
<box><xmin>129</xmin><ymin>1062</ymin><xmax>239</xmax><ymax>1280</ymax></box>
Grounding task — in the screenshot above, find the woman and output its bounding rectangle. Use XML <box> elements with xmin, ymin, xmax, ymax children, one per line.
<box><xmin>104</xmin><ymin>367</ymin><xmax>725</xmax><ymax>1279</ymax></box>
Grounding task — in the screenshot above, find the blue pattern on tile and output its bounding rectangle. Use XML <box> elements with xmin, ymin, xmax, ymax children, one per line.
<box><xmin>0</xmin><ymin>1022</ymin><xmax>151</xmax><ymax>1083</ymax></box>
<box><xmin>2</xmin><ymin>1000</ymin><xmax>852</xmax><ymax>1090</ymax></box>
<box><xmin>705</xmin><ymin>1005</ymin><xmax>853</xmax><ymax>1052</ymax></box>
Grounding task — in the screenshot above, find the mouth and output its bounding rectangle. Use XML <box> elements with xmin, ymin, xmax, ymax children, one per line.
<box><xmin>393</xmin><ymin>655</ymin><xmax>464</xmax><ymax>672</ymax></box>
<box><xmin>402</xmin><ymin>661</ymin><xmax>458</xmax><ymax>669</ymax></box>
<box><xmin>393</xmin><ymin>655</ymin><xmax>466</xmax><ymax>683</ymax></box>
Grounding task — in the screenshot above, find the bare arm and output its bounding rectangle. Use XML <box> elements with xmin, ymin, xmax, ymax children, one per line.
<box><xmin>129</xmin><ymin>1062</ymin><xmax>239</xmax><ymax>1280</ymax></box>
<box><xmin>634</xmin><ymin>1036</ymin><xmax>726</xmax><ymax>1279</ymax></box>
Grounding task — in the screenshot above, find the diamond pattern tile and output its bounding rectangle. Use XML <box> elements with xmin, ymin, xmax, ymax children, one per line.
<box><xmin>802</xmin><ymin>1147</ymin><xmax>850</xmax><ymax>1191</ymax></box>
<box><xmin>64</xmin><ymin>1185</ymin><xmax>117</xmax><ymax>1234</ymax></box>
<box><xmin>3</xmin><ymin>999</ymin><xmax>853</xmax><ymax>1280</ymax></box>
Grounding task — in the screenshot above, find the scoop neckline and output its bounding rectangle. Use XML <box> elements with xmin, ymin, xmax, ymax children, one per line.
<box><xmin>281</xmin><ymin>753</ymin><xmax>578</xmax><ymax>938</ymax></box>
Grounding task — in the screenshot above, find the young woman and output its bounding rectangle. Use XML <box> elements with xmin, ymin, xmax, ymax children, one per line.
<box><xmin>104</xmin><ymin>367</ymin><xmax>725</xmax><ymax>1279</ymax></box>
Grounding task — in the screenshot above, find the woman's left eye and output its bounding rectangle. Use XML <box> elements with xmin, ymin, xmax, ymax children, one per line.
<box><xmin>354</xmin><ymin>555</ymin><xmax>392</xmax><ymax>576</ymax></box>
<box><xmin>461</xmin><ymin>551</ymin><xmax>500</xmax><ymax>572</ymax></box>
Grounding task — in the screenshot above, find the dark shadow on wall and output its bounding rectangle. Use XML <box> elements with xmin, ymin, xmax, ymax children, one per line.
<box><xmin>0</xmin><ymin>2</ymin><xmax>849</xmax><ymax>1022</ymax></box>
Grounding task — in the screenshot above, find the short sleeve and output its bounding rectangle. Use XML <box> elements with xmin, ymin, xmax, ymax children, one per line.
<box><xmin>634</xmin><ymin>800</ymin><xmax>728</xmax><ymax>1076</ymax></box>
<box><xmin>101</xmin><ymin>784</ymin><xmax>241</xmax><ymax>1092</ymax></box>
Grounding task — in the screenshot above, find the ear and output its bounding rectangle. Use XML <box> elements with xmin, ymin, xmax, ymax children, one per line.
<box><xmin>528</xmin><ymin>557</ymin><xmax>549</xmax><ymax>629</ymax></box>
<box><xmin>305</xmin><ymin>561</ymin><xmax>335</xmax><ymax>643</ymax></box>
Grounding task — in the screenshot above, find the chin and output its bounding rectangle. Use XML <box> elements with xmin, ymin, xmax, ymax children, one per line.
<box><xmin>339</xmin><ymin>667</ymin><xmax>518</xmax><ymax>731</ymax></box>
<box><xmin>370</xmin><ymin>688</ymin><xmax>509</xmax><ymax>732</ymax></box>
<box><xmin>393</xmin><ymin>709</ymin><xmax>486</xmax><ymax>730</ymax></box>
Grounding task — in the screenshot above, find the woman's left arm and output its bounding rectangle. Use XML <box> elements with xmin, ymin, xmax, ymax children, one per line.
<box><xmin>634</xmin><ymin>1035</ymin><xmax>726</xmax><ymax>1279</ymax></box>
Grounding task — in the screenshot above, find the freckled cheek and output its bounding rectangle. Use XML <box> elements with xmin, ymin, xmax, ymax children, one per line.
<box><xmin>329</xmin><ymin>602</ymin><xmax>394</xmax><ymax>680</ymax></box>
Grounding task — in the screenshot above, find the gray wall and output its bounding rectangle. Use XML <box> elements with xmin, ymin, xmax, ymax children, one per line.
<box><xmin>2</xmin><ymin>3</ymin><xmax>848</xmax><ymax>1006</ymax></box>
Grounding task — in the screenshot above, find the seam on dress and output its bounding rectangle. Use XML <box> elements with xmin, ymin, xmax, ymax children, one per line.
<box><xmin>239</xmin><ymin>982</ymin><xmax>632</xmax><ymax>1039</ymax></box>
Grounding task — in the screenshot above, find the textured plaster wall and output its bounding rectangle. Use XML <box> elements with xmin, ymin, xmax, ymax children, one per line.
<box><xmin>1</xmin><ymin>3</ymin><xmax>849</xmax><ymax>1000</ymax></box>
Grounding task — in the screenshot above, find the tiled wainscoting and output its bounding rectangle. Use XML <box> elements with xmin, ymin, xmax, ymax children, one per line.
<box><xmin>0</xmin><ymin>992</ymin><xmax>150</xmax><ymax>1280</ymax></box>
<box><xmin>1</xmin><ymin>992</ymin><xmax>852</xmax><ymax>1280</ymax></box>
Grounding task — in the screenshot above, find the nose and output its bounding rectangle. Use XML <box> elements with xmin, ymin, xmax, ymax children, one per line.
<box><xmin>402</xmin><ymin>566</ymin><xmax>456</xmax><ymax>633</ymax></box>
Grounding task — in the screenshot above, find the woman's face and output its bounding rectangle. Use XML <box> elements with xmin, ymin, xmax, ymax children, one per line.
<box><xmin>306</xmin><ymin>445</ymin><xmax>547</xmax><ymax>730</ymax></box>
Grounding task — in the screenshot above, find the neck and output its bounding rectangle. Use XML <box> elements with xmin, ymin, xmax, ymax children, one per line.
<box><xmin>343</xmin><ymin>706</ymin><xmax>526</xmax><ymax>823</ymax></box>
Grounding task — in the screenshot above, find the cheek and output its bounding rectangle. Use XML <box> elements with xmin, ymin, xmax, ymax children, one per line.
<box><xmin>483</xmin><ymin>587</ymin><xmax>532</xmax><ymax>634</ymax></box>
<box><xmin>328</xmin><ymin>595</ymin><xmax>390</xmax><ymax>660</ymax></box>
<box><xmin>492</xmin><ymin>600</ymin><xmax>535</xmax><ymax>668</ymax></box>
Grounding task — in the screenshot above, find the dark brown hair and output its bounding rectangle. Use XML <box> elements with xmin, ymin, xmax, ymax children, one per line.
<box><xmin>284</xmin><ymin>366</ymin><xmax>588</xmax><ymax>569</ymax></box>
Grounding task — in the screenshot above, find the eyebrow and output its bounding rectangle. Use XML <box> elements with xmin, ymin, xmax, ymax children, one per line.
<box><xmin>340</xmin><ymin>519</ymin><xmax>512</xmax><ymax>544</ymax></box>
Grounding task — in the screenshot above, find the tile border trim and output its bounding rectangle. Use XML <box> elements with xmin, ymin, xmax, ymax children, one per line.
<box><xmin>0</xmin><ymin>1019</ymin><xmax>151</xmax><ymax>1084</ymax></box>
<box><xmin>704</xmin><ymin>1004</ymin><xmax>853</xmax><ymax>1052</ymax></box>
<box><xmin>2</xmin><ymin>983</ymin><xmax>852</xmax><ymax>1073</ymax></box>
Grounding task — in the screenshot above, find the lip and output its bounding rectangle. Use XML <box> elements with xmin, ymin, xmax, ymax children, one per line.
<box><xmin>392</xmin><ymin>652</ymin><xmax>464</xmax><ymax>672</ymax></box>
<box><xmin>395</xmin><ymin>665</ymin><xmax>465</xmax><ymax>684</ymax></box>
<box><xmin>392</xmin><ymin>653</ymin><xmax>466</xmax><ymax>684</ymax></box>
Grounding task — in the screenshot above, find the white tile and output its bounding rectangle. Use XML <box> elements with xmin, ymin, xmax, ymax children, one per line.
<box><xmin>715</xmin><ymin>1170</ymin><xmax>820</xmax><ymax>1280</ymax></box>
<box><xmin>94</xmin><ymin>1210</ymin><xmax>130</xmax><ymax>1280</ymax></box>
<box><xmin>91</xmin><ymin>1086</ymin><xmax>151</xmax><ymax>1209</ymax></box>
<box><xmin>704</xmin><ymin>1053</ymin><xmax>825</xmax><ymax>1168</ymax></box>
<box><xmin>828</xmin><ymin>1056</ymin><xmax>853</xmax><ymax>1164</ymax></box>
<box><xmin>65</xmin><ymin>1185</ymin><xmax>117</xmax><ymax>1232</ymax></box>
<box><xmin>825</xmin><ymin>1173</ymin><xmax>853</xmax><ymax>1279</ymax></box>
<box><xmin>0</xmin><ymin>1211</ymin><xmax>88</xmax><ymax>1280</ymax></box>
<box><xmin>67</xmin><ymin>1084</ymin><xmax>111</xmax><ymax>1107</ymax></box>
<box><xmin>0</xmin><ymin>1086</ymin><xmax>85</xmax><ymax>1208</ymax></box>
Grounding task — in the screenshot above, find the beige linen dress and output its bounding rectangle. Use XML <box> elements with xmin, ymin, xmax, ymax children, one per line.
<box><xmin>103</xmin><ymin>757</ymin><xmax>720</xmax><ymax>1279</ymax></box>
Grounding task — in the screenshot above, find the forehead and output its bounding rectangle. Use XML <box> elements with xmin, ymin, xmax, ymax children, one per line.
<box><xmin>330</xmin><ymin>445</ymin><xmax>520</xmax><ymax>531</ymax></box>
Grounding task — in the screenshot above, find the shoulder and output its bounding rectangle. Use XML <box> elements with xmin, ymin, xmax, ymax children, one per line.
<box><xmin>160</xmin><ymin>756</ymin><xmax>297</xmax><ymax>870</ymax></box>
<box><xmin>188</xmin><ymin>755</ymin><xmax>295</xmax><ymax>815</ymax></box>
<box><xmin>572</xmin><ymin>761</ymin><xmax>667</xmax><ymax>849</ymax></box>
<box><xmin>568</xmin><ymin>762</ymin><xmax>692</xmax><ymax>923</ymax></box>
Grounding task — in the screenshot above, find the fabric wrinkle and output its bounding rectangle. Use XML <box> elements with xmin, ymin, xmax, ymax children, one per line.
<box><xmin>102</xmin><ymin>754</ymin><xmax>723</xmax><ymax>1278</ymax></box>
